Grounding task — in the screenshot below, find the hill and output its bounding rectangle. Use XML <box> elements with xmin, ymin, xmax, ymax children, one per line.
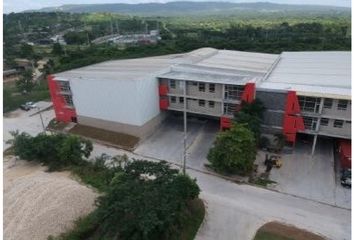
<box><xmin>28</xmin><ymin>2</ymin><xmax>351</xmax><ymax>16</ymax></box>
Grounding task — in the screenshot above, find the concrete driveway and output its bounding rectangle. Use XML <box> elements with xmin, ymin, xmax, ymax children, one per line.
<box><xmin>257</xmin><ymin>137</ymin><xmax>351</xmax><ymax>209</ymax></box>
<box><xmin>134</xmin><ymin>116</ymin><xmax>219</xmax><ymax>170</ymax></box>
<box><xmin>3</xmin><ymin>101</ymin><xmax>54</xmax><ymax>149</ymax></box>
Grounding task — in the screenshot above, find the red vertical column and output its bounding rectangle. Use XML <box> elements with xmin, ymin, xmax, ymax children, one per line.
<box><xmin>158</xmin><ymin>82</ymin><xmax>169</xmax><ymax>110</ymax></box>
<box><xmin>282</xmin><ymin>91</ymin><xmax>305</xmax><ymax>144</ymax></box>
<box><xmin>47</xmin><ymin>75</ymin><xmax>77</xmax><ymax>123</ymax></box>
<box><xmin>241</xmin><ymin>83</ymin><xmax>256</xmax><ymax>103</ymax></box>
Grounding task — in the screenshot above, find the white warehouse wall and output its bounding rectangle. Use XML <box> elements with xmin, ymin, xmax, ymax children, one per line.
<box><xmin>69</xmin><ymin>77</ymin><xmax>160</xmax><ymax>126</ymax></box>
<box><xmin>136</xmin><ymin>76</ymin><xmax>160</xmax><ymax>125</ymax></box>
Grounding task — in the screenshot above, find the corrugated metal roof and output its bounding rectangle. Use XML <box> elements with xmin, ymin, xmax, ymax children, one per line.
<box><xmin>54</xmin><ymin>54</ymin><xmax>185</xmax><ymax>81</ymax></box>
<box><xmin>159</xmin><ymin>70</ymin><xmax>257</xmax><ymax>85</ymax></box>
<box><xmin>195</xmin><ymin>50</ymin><xmax>279</xmax><ymax>74</ymax></box>
<box><xmin>260</xmin><ymin>51</ymin><xmax>351</xmax><ymax>98</ymax></box>
<box><xmin>54</xmin><ymin>48</ymin><xmax>351</xmax><ymax>99</ymax></box>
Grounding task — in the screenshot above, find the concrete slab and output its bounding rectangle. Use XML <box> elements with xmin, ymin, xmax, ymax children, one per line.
<box><xmin>256</xmin><ymin>137</ymin><xmax>351</xmax><ymax>209</ymax></box>
<box><xmin>134</xmin><ymin>116</ymin><xmax>218</xmax><ymax>170</ymax></box>
<box><xmin>3</xmin><ymin>102</ymin><xmax>55</xmax><ymax>150</ymax></box>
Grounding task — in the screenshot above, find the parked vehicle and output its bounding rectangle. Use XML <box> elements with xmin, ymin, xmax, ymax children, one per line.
<box><xmin>20</xmin><ymin>102</ymin><xmax>37</xmax><ymax>111</ymax></box>
<box><xmin>336</xmin><ymin>140</ymin><xmax>351</xmax><ymax>188</ymax></box>
<box><xmin>25</xmin><ymin>101</ymin><xmax>37</xmax><ymax>108</ymax></box>
<box><xmin>20</xmin><ymin>104</ymin><xmax>31</xmax><ymax>111</ymax></box>
<box><xmin>341</xmin><ymin>169</ymin><xmax>351</xmax><ymax>188</ymax></box>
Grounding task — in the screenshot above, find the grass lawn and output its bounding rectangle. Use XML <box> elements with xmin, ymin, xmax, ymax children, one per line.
<box><xmin>254</xmin><ymin>222</ymin><xmax>324</xmax><ymax>240</ymax></box>
<box><xmin>69</xmin><ymin>124</ymin><xmax>140</xmax><ymax>150</ymax></box>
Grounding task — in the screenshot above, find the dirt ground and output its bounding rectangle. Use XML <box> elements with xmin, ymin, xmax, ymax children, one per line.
<box><xmin>69</xmin><ymin>124</ymin><xmax>140</xmax><ymax>150</ymax></box>
<box><xmin>255</xmin><ymin>222</ymin><xmax>325</xmax><ymax>240</ymax></box>
<box><xmin>3</xmin><ymin>156</ymin><xmax>98</xmax><ymax>240</ymax></box>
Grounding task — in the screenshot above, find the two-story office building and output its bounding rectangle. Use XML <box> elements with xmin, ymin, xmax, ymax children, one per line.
<box><xmin>48</xmin><ymin>48</ymin><xmax>351</xmax><ymax>153</ymax></box>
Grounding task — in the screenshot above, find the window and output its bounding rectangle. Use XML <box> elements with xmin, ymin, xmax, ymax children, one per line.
<box><xmin>170</xmin><ymin>80</ymin><xmax>176</xmax><ymax>89</ymax></box>
<box><xmin>192</xmin><ymin>82</ymin><xmax>198</xmax><ymax>86</ymax></box>
<box><xmin>223</xmin><ymin>103</ymin><xmax>237</xmax><ymax>115</ymax></box>
<box><xmin>303</xmin><ymin>116</ymin><xmax>317</xmax><ymax>131</ymax></box>
<box><xmin>298</xmin><ymin>96</ymin><xmax>321</xmax><ymax>113</ymax></box>
<box><xmin>224</xmin><ymin>85</ymin><xmax>243</xmax><ymax>100</ymax></box>
<box><xmin>171</xmin><ymin>96</ymin><xmax>176</xmax><ymax>103</ymax></box>
<box><xmin>323</xmin><ymin>98</ymin><xmax>333</xmax><ymax>109</ymax></box>
<box><xmin>337</xmin><ymin>100</ymin><xmax>348</xmax><ymax>110</ymax></box>
<box><xmin>63</xmin><ymin>95</ymin><xmax>73</xmax><ymax>106</ymax></box>
<box><xmin>199</xmin><ymin>83</ymin><xmax>205</xmax><ymax>92</ymax></box>
<box><xmin>320</xmin><ymin>118</ymin><xmax>329</xmax><ymax>126</ymax></box>
<box><xmin>58</xmin><ymin>81</ymin><xmax>71</xmax><ymax>92</ymax></box>
<box><xmin>179</xmin><ymin>97</ymin><xmax>184</xmax><ymax>104</ymax></box>
<box><xmin>198</xmin><ymin>99</ymin><xmax>205</xmax><ymax>107</ymax></box>
<box><xmin>346</xmin><ymin>121</ymin><xmax>351</xmax><ymax>124</ymax></box>
<box><xmin>333</xmin><ymin>120</ymin><xmax>344</xmax><ymax>128</ymax></box>
<box><xmin>209</xmin><ymin>84</ymin><xmax>215</xmax><ymax>93</ymax></box>
<box><xmin>208</xmin><ymin>101</ymin><xmax>215</xmax><ymax>108</ymax></box>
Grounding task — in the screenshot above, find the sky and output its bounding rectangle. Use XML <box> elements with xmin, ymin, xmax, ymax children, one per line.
<box><xmin>3</xmin><ymin>0</ymin><xmax>351</xmax><ymax>13</ymax></box>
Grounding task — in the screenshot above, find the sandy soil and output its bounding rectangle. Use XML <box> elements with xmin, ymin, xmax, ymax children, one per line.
<box><xmin>4</xmin><ymin>157</ymin><xmax>99</xmax><ymax>240</ymax></box>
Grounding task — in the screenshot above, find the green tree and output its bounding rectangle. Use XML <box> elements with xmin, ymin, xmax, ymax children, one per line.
<box><xmin>52</xmin><ymin>43</ymin><xmax>64</xmax><ymax>56</ymax></box>
<box><xmin>16</xmin><ymin>70</ymin><xmax>34</xmax><ymax>93</ymax></box>
<box><xmin>95</xmin><ymin>160</ymin><xmax>200</xmax><ymax>240</ymax></box>
<box><xmin>20</xmin><ymin>43</ymin><xmax>34</xmax><ymax>58</ymax></box>
<box><xmin>234</xmin><ymin>99</ymin><xmax>265</xmax><ymax>142</ymax></box>
<box><xmin>207</xmin><ymin>123</ymin><xmax>257</xmax><ymax>175</ymax></box>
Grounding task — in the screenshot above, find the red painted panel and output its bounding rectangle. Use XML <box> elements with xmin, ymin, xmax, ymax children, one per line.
<box><xmin>241</xmin><ymin>83</ymin><xmax>255</xmax><ymax>103</ymax></box>
<box><xmin>282</xmin><ymin>90</ymin><xmax>305</xmax><ymax>144</ymax></box>
<box><xmin>285</xmin><ymin>133</ymin><xmax>296</xmax><ymax>143</ymax></box>
<box><xmin>285</xmin><ymin>91</ymin><xmax>301</xmax><ymax>114</ymax></box>
<box><xmin>338</xmin><ymin>140</ymin><xmax>351</xmax><ymax>169</ymax></box>
<box><xmin>47</xmin><ymin>75</ymin><xmax>77</xmax><ymax>123</ymax></box>
<box><xmin>159</xmin><ymin>98</ymin><xmax>169</xmax><ymax>110</ymax></box>
<box><xmin>283</xmin><ymin>115</ymin><xmax>297</xmax><ymax>134</ymax></box>
<box><xmin>159</xmin><ymin>84</ymin><xmax>168</xmax><ymax>96</ymax></box>
<box><xmin>220</xmin><ymin>116</ymin><xmax>232</xmax><ymax>130</ymax></box>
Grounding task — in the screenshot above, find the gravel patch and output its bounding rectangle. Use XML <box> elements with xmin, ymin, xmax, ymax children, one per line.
<box><xmin>4</xmin><ymin>158</ymin><xmax>98</xmax><ymax>240</ymax></box>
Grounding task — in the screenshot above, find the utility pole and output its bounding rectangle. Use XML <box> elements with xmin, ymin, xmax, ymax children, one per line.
<box><xmin>183</xmin><ymin>81</ymin><xmax>187</xmax><ymax>174</ymax></box>
<box><xmin>86</xmin><ymin>32</ymin><xmax>90</xmax><ymax>45</ymax></box>
<box><xmin>37</xmin><ymin>107</ymin><xmax>46</xmax><ymax>133</ymax></box>
<box><xmin>116</xmin><ymin>21</ymin><xmax>120</xmax><ymax>35</ymax></box>
<box><xmin>110</xmin><ymin>19</ymin><xmax>114</xmax><ymax>35</ymax></box>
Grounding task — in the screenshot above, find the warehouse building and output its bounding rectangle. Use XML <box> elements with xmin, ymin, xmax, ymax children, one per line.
<box><xmin>48</xmin><ymin>48</ymin><xmax>351</xmax><ymax>153</ymax></box>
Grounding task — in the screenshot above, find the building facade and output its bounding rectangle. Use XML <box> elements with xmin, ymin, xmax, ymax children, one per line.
<box><xmin>49</xmin><ymin>48</ymin><xmax>351</xmax><ymax>152</ymax></box>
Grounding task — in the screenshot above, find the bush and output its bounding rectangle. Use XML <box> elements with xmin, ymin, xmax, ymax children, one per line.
<box><xmin>207</xmin><ymin>123</ymin><xmax>257</xmax><ymax>175</ymax></box>
<box><xmin>8</xmin><ymin>131</ymin><xmax>93</xmax><ymax>171</ymax></box>
<box><xmin>54</xmin><ymin>160</ymin><xmax>202</xmax><ymax>240</ymax></box>
<box><xmin>94</xmin><ymin>160</ymin><xmax>200</xmax><ymax>240</ymax></box>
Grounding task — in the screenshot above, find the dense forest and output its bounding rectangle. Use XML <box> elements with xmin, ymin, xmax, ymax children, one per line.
<box><xmin>3</xmin><ymin>10</ymin><xmax>351</xmax><ymax>73</ymax></box>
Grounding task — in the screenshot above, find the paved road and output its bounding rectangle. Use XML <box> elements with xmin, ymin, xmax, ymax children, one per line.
<box><xmin>92</xmin><ymin>143</ymin><xmax>351</xmax><ymax>240</ymax></box>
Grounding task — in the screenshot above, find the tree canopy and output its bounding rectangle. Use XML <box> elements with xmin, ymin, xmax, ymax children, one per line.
<box><xmin>207</xmin><ymin>123</ymin><xmax>257</xmax><ymax>175</ymax></box>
